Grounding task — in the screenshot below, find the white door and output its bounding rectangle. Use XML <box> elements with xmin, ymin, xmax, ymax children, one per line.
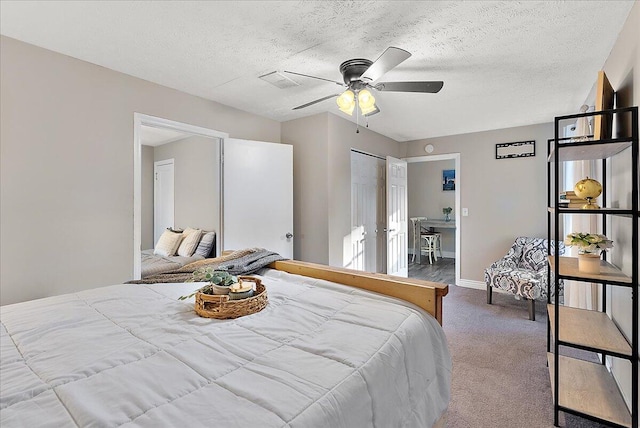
<box><xmin>386</xmin><ymin>156</ymin><xmax>408</xmax><ymax>277</ymax></box>
<box><xmin>223</xmin><ymin>139</ymin><xmax>293</xmax><ymax>258</ymax></box>
<box><xmin>154</xmin><ymin>159</ymin><xmax>175</xmax><ymax>245</ymax></box>
<box><xmin>350</xmin><ymin>151</ymin><xmax>385</xmax><ymax>272</ymax></box>
<box><xmin>376</xmin><ymin>161</ymin><xmax>387</xmax><ymax>273</ymax></box>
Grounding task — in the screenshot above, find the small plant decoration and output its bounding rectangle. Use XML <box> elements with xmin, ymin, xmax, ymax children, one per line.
<box><xmin>565</xmin><ymin>232</ymin><xmax>613</xmax><ymax>255</ymax></box>
<box><xmin>443</xmin><ymin>207</ymin><xmax>453</xmax><ymax>221</ymax></box>
<box><xmin>178</xmin><ymin>268</ymin><xmax>237</xmax><ymax>300</ymax></box>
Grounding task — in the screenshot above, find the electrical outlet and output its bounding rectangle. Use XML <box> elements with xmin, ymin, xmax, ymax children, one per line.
<box><xmin>462</xmin><ymin>208</ymin><xmax>469</xmax><ymax>216</ymax></box>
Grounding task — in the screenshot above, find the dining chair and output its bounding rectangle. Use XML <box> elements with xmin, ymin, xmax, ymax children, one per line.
<box><xmin>409</xmin><ymin>217</ymin><xmax>428</xmax><ymax>263</ymax></box>
<box><xmin>420</xmin><ymin>234</ymin><xmax>438</xmax><ymax>264</ymax></box>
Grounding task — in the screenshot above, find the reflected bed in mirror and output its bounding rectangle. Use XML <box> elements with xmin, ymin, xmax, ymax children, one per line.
<box><xmin>141</xmin><ymin>229</ymin><xmax>216</xmax><ymax>278</ymax></box>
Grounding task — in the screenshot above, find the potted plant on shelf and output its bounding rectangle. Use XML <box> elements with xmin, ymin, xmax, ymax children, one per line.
<box><xmin>443</xmin><ymin>207</ymin><xmax>453</xmax><ymax>222</ymax></box>
<box><xmin>565</xmin><ymin>232</ymin><xmax>613</xmax><ymax>274</ymax></box>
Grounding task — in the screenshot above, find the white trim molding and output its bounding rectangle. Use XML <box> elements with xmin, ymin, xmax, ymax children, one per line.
<box><xmin>409</xmin><ymin>250</ymin><xmax>455</xmax><ymax>259</ymax></box>
<box><xmin>457</xmin><ymin>279</ymin><xmax>512</xmax><ymax>296</ymax></box>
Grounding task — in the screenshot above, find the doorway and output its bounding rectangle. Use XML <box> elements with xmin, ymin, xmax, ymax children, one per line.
<box><xmin>405</xmin><ymin>153</ymin><xmax>461</xmax><ymax>285</ymax></box>
<box><xmin>349</xmin><ymin>150</ymin><xmax>409</xmax><ymax>276</ymax></box>
<box><xmin>133</xmin><ymin>114</ymin><xmax>295</xmax><ymax>280</ymax></box>
<box><xmin>133</xmin><ymin>113</ymin><xmax>228</xmax><ymax>280</ymax></box>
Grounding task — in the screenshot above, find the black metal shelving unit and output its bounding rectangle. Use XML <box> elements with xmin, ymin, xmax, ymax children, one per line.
<box><xmin>547</xmin><ymin>106</ymin><xmax>638</xmax><ymax>428</ymax></box>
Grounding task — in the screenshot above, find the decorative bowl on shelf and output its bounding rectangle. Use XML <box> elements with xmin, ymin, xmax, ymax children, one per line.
<box><xmin>574</xmin><ymin>177</ymin><xmax>602</xmax><ymax>209</ymax></box>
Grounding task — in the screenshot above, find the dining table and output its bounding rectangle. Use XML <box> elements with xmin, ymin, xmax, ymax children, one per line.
<box><xmin>416</xmin><ymin>219</ymin><xmax>456</xmax><ymax>264</ymax></box>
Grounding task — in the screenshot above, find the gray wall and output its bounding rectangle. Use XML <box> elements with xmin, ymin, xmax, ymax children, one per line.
<box><xmin>281</xmin><ymin>113</ymin><xmax>330</xmax><ymax>264</ymax></box>
<box><xmin>598</xmin><ymin>1</ymin><xmax>639</xmax><ymax>411</ymax></box>
<box><xmin>282</xmin><ymin>112</ymin><xmax>402</xmax><ymax>268</ymax></box>
<box><xmin>141</xmin><ymin>145</ymin><xmax>154</xmax><ymax>250</ymax></box>
<box><xmin>0</xmin><ymin>36</ymin><xmax>280</xmax><ymax>305</ymax></box>
<box><xmin>402</xmin><ymin>122</ymin><xmax>553</xmax><ymax>284</ymax></box>
<box><xmin>407</xmin><ymin>160</ymin><xmax>456</xmax><ymax>254</ymax></box>
<box><xmin>153</xmin><ymin>135</ymin><xmax>220</xmax><ymax>238</ymax></box>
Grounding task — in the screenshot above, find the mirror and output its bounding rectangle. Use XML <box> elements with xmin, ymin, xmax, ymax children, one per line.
<box><xmin>139</xmin><ymin>124</ymin><xmax>222</xmax><ymax>278</ymax></box>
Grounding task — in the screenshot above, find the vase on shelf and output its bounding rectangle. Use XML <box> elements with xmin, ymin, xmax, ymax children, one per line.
<box><xmin>578</xmin><ymin>252</ymin><xmax>601</xmax><ymax>274</ymax></box>
<box><xmin>442</xmin><ymin>207</ymin><xmax>452</xmax><ymax>222</ymax></box>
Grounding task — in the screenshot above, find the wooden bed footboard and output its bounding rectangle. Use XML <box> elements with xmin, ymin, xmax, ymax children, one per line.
<box><xmin>269</xmin><ymin>260</ymin><xmax>448</xmax><ymax>325</ymax></box>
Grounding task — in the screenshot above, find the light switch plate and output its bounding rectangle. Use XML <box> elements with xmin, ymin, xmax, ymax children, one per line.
<box><xmin>462</xmin><ymin>208</ymin><xmax>469</xmax><ymax>216</ymax></box>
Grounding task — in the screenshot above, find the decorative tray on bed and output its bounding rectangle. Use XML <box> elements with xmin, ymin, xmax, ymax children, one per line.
<box><xmin>195</xmin><ymin>276</ymin><xmax>268</xmax><ymax>319</ymax></box>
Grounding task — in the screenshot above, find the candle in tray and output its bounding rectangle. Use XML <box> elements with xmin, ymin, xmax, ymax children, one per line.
<box><xmin>229</xmin><ymin>280</ymin><xmax>255</xmax><ymax>300</ymax></box>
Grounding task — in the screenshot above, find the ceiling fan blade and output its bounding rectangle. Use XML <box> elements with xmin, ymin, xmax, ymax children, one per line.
<box><xmin>375</xmin><ymin>81</ymin><xmax>444</xmax><ymax>93</ymax></box>
<box><xmin>360</xmin><ymin>47</ymin><xmax>411</xmax><ymax>82</ymax></box>
<box><xmin>283</xmin><ymin>70</ymin><xmax>344</xmax><ymax>86</ymax></box>
<box><xmin>292</xmin><ymin>93</ymin><xmax>341</xmax><ymax>110</ymax></box>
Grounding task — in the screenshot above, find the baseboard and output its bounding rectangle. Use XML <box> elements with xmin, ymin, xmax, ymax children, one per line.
<box><xmin>456</xmin><ymin>279</ymin><xmax>486</xmax><ymax>290</ymax></box>
<box><xmin>456</xmin><ymin>279</ymin><xmax>511</xmax><ymax>295</ymax></box>
<box><xmin>409</xmin><ymin>250</ymin><xmax>455</xmax><ymax>259</ymax></box>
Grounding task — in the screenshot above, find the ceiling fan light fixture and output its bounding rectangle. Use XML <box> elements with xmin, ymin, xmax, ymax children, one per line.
<box><xmin>289</xmin><ymin>47</ymin><xmax>444</xmax><ymax>120</ymax></box>
<box><xmin>358</xmin><ymin>89</ymin><xmax>375</xmax><ymax>109</ymax></box>
<box><xmin>338</xmin><ymin>102</ymin><xmax>355</xmax><ymax>116</ymax></box>
<box><xmin>337</xmin><ymin>90</ymin><xmax>356</xmax><ymax>115</ymax></box>
<box><xmin>363</xmin><ymin>105</ymin><xmax>380</xmax><ymax>117</ymax></box>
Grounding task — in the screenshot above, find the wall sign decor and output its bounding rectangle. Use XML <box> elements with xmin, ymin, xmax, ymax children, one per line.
<box><xmin>442</xmin><ymin>169</ymin><xmax>455</xmax><ymax>191</ymax></box>
<box><xmin>495</xmin><ymin>140</ymin><xmax>536</xmax><ymax>159</ymax></box>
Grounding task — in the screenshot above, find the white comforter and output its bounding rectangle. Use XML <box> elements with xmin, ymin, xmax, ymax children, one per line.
<box><xmin>1</xmin><ymin>269</ymin><xmax>451</xmax><ymax>428</ymax></box>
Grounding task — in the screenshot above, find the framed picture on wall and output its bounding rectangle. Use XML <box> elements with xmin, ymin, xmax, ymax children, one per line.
<box><xmin>442</xmin><ymin>169</ymin><xmax>455</xmax><ymax>191</ymax></box>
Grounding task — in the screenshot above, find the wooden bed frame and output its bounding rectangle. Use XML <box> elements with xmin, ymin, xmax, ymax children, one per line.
<box><xmin>270</xmin><ymin>260</ymin><xmax>449</xmax><ymax>325</ymax></box>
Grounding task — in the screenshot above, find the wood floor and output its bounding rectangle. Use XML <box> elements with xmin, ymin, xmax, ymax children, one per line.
<box><xmin>408</xmin><ymin>257</ymin><xmax>455</xmax><ymax>284</ymax></box>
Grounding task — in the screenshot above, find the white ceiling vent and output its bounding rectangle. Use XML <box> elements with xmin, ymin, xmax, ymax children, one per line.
<box><xmin>259</xmin><ymin>71</ymin><xmax>300</xmax><ymax>89</ymax></box>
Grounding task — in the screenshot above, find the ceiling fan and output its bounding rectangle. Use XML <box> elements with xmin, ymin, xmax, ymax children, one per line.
<box><xmin>285</xmin><ymin>47</ymin><xmax>443</xmax><ymax>118</ymax></box>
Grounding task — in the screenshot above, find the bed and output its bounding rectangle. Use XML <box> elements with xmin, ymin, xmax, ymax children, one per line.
<box><xmin>141</xmin><ymin>229</ymin><xmax>217</xmax><ymax>279</ymax></box>
<box><xmin>0</xmin><ymin>260</ymin><xmax>450</xmax><ymax>427</ymax></box>
<box><xmin>141</xmin><ymin>249</ymin><xmax>205</xmax><ymax>278</ymax></box>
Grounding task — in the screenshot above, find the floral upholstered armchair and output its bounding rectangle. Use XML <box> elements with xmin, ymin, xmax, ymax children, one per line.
<box><xmin>484</xmin><ymin>237</ymin><xmax>564</xmax><ymax>321</ymax></box>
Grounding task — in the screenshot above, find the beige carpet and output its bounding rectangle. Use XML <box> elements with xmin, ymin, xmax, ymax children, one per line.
<box><xmin>442</xmin><ymin>284</ymin><xmax>605</xmax><ymax>428</ymax></box>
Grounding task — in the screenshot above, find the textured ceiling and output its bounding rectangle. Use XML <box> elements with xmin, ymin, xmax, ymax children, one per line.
<box><xmin>0</xmin><ymin>1</ymin><xmax>634</xmax><ymax>141</ymax></box>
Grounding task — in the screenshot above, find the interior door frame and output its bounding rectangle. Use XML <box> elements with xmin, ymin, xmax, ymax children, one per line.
<box><xmin>133</xmin><ymin>113</ymin><xmax>228</xmax><ymax>280</ymax></box>
<box><xmin>403</xmin><ymin>153</ymin><xmax>461</xmax><ymax>286</ymax></box>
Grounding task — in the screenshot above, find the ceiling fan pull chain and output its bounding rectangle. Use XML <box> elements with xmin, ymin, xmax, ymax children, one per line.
<box><xmin>356</xmin><ymin>96</ymin><xmax>360</xmax><ymax>133</ymax></box>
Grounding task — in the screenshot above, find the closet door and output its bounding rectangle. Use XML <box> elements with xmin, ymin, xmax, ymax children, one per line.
<box><xmin>350</xmin><ymin>151</ymin><xmax>385</xmax><ymax>273</ymax></box>
<box><xmin>223</xmin><ymin>139</ymin><xmax>293</xmax><ymax>258</ymax></box>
